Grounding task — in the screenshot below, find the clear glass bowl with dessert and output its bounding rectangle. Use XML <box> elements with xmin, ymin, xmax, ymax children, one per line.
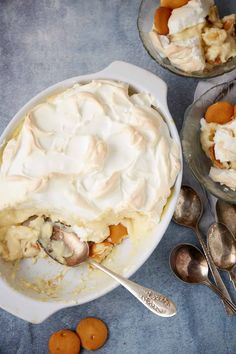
<box><xmin>182</xmin><ymin>79</ymin><xmax>236</xmax><ymax>203</ymax></box>
<box><xmin>138</xmin><ymin>0</ymin><xmax>236</xmax><ymax>78</ymax></box>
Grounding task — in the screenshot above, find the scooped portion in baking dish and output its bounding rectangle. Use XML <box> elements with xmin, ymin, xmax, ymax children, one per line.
<box><xmin>0</xmin><ymin>80</ymin><xmax>180</xmax><ymax>263</ymax></box>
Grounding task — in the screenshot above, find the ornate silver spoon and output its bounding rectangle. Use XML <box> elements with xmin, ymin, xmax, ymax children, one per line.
<box><xmin>38</xmin><ymin>223</ymin><xmax>176</xmax><ymax>318</ymax></box>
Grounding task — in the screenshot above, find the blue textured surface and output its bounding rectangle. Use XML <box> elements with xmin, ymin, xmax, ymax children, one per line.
<box><xmin>0</xmin><ymin>1</ymin><xmax>236</xmax><ymax>353</ymax></box>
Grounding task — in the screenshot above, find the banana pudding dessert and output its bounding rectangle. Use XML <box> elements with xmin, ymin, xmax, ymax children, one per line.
<box><xmin>150</xmin><ymin>0</ymin><xmax>236</xmax><ymax>73</ymax></box>
<box><xmin>200</xmin><ymin>101</ymin><xmax>236</xmax><ymax>190</ymax></box>
<box><xmin>0</xmin><ymin>80</ymin><xmax>180</xmax><ymax>264</ymax></box>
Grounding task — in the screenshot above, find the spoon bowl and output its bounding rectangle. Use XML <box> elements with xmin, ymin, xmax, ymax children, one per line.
<box><xmin>208</xmin><ymin>223</ymin><xmax>236</xmax><ymax>290</ymax></box>
<box><xmin>38</xmin><ymin>223</ymin><xmax>90</xmax><ymax>267</ymax></box>
<box><xmin>208</xmin><ymin>223</ymin><xmax>236</xmax><ymax>271</ymax></box>
<box><xmin>216</xmin><ymin>200</ymin><xmax>236</xmax><ymax>237</ymax></box>
<box><xmin>170</xmin><ymin>244</ymin><xmax>208</xmax><ymax>284</ymax></box>
<box><xmin>173</xmin><ymin>186</ymin><xmax>202</xmax><ymax>228</ymax></box>
<box><xmin>170</xmin><ymin>243</ymin><xmax>236</xmax><ymax>313</ymax></box>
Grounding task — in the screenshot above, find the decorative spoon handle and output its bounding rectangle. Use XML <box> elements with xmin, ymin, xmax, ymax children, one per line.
<box><xmin>206</xmin><ymin>282</ymin><xmax>236</xmax><ymax>314</ymax></box>
<box><xmin>89</xmin><ymin>259</ymin><xmax>176</xmax><ymax>317</ymax></box>
<box><xmin>195</xmin><ymin>225</ymin><xmax>234</xmax><ymax>316</ymax></box>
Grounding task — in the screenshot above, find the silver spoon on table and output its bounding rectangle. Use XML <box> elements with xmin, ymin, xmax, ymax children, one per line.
<box><xmin>173</xmin><ymin>185</ymin><xmax>234</xmax><ymax>315</ymax></box>
<box><xmin>170</xmin><ymin>243</ymin><xmax>236</xmax><ymax>314</ymax></box>
<box><xmin>208</xmin><ymin>223</ymin><xmax>236</xmax><ymax>291</ymax></box>
<box><xmin>216</xmin><ymin>200</ymin><xmax>236</xmax><ymax>237</ymax></box>
<box><xmin>38</xmin><ymin>223</ymin><xmax>176</xmax><ymax>318</ymax></box>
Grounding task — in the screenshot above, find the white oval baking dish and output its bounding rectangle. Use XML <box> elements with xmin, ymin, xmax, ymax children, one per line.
<box><xmin>0</xmin><ymin>61</ymin><xmax>182</xmax><ymax>323</ymax></box>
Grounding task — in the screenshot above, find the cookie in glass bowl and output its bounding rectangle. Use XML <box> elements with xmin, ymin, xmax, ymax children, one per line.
<box><xmin>182</xmin><ymin>79</ymin><xmax>236</xmax><ymax>203</ymax></box>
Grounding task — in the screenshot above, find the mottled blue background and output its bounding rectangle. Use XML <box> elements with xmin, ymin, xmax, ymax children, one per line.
<box><xmin>0</xmin><ymin>1</ymin><xmax>236</xmax><ymax>353</ymax></box>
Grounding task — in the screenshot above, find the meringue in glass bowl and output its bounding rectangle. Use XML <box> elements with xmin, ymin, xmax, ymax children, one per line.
<box><xmin>137</xmin><ymin>0</ymin><xmax>236</xmax><ymax>79</ymax></box>
<box><xmin>182</xmin><ymin>79</ymin><xmax>236</xmax><ymax>203</ymax></box>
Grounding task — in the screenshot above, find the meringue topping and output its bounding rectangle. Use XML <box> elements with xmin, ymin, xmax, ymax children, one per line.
<box><xmin>0</xmin><ymin>80</ymin><xmax>180</xmax><ymax>251</ymax></box>
<box><xmin>168</xmin><ymin>0</ymin><xmax>214</xmax><ymax>35</ymax></box>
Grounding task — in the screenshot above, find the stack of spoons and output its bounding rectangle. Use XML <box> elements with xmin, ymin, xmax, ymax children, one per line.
<box><xmin>170</xmin><ymin>185</ymin><xmax>236</xmax><ymax>315</ymax></box>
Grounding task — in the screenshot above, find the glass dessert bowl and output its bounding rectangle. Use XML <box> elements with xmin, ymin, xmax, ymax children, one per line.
<box><xmin>137</xmin><ymin>0</ymin><xmax>236</xmax><ymax>78</ymax></box>
<box><xmin>0</xmin><ymin>62</ymin><xmax>182</xmax><ymax>323</ymax></box>
<box><xmin>182</xmin><ymin>79</ymin><xmax>236</xmax><ymax>203</ymax></box>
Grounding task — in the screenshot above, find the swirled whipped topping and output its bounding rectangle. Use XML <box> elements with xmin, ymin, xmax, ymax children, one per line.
<box><xmin>0</xmin><ymin>80</ymin><xmax>180</xmax><ymax>246</ymax></box>
<box><xmin>168</xmin><ymin>0</ymin><xmax>214</xmax><ymax>35</ymax></box>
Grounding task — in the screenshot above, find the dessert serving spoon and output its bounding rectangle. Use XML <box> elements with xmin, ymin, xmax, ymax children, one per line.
<box><xmin>38</xmin><ymin>224</ymin><xmax>176</xmax><ymax>318</ymax></box>
<box><xmin>170</xmin><ymin>243</ymin><xmax>236</xmax><ymax>314</ymax></box>
<box><xmin>216</xmin><ymin>200</ymin><xmax>236</xmax><ymax>237</ymax></box>
<box><xmin>208</xmin><ymin>223</ymin><xmax>236</xmax><ymax>291</ymax></box>
<box><xmin>173</xmin><ymin>185</ymin><xmax>234</xmax><ymax>315</ymax></box>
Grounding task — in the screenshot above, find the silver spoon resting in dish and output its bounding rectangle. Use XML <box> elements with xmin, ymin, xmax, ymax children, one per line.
<box><xmin>38</xmin><ymin>223</ymin><xmax>176</xmax><ymax>318</ymax></box>
<box><xmin>170</xmin><ymin>243</ymin><xmax>236</xmax><ymax>314</ymax></box>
